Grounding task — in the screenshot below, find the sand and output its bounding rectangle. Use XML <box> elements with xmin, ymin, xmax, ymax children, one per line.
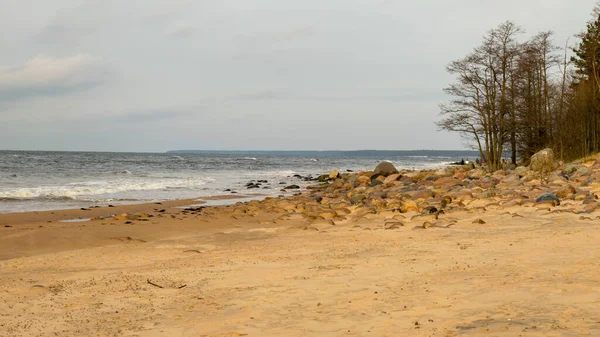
<box><xmin>1</xmin><ymin>172</ymin><xmax>600</xmax><ymax>336</ymax></box>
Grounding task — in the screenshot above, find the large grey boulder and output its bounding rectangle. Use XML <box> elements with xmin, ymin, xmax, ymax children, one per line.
<box><xmin>374</xmin><ymin>162</ymin><xmax>398</xmax><ymax>177</ymax></box>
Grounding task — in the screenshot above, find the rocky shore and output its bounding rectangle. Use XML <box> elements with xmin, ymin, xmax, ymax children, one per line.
<box><xmin>211</xmin><ymin>158</ymin><xmax>600</xmax><ymax>232</ymax></box>
<box><xmin>1</xmin><ymin>158</ymin><xmax>600</xmax><ymax>336</ymax></box>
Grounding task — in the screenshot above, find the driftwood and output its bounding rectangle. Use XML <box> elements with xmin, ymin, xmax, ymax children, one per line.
<box><xmin>147</xmin><ymin>279</ymin><xmax>187</xmax><ymax>289</ymax></box>
<box><xmin>183</xmin><ymin>249</ymin><xmax>202</xmax><ymax>254</ymax></box>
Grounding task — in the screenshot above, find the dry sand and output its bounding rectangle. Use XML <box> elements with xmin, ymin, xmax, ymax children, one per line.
<box><xmin>1</xmin><ymin>172</ymin><xmax>600</xmax><ymax>336</ymax></box>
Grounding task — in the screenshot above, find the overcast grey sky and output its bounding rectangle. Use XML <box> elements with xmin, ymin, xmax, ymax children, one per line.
<box><xmin>0</xmin><ymin>0</ymin><xmax>594</xmax><ymax>152</ymax></box>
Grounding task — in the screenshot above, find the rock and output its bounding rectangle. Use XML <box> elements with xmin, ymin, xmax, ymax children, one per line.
<box><xmin>317</xmin><ymin>174</ymin><xmax>330</xmax><ymax>182</ymax></box>
<box><xmin>374</xmin><ymin>162</ymin><xmax>398</xmax><ymax>177</ymax></box>
<box><xmin>440</xmin><ymin>196</ymin><xmax>452</xmax><ymax>208</ymax></box>
<box><xmin>514</xmin><ymin>166</ymin><xmax>528</xmax><ymax>177</ymax></box>
<box><xmin>472</xmin><ymin>218</ymin><xmax>486</xmax><ymax>224</ymax></box>
<box><xmin>329</xmin><ymin>170</ymin><xmax>340</xmax><ymax>179</ymax></box>
<box><xmin>575</xmin><ymin>166</ymin><xmax>591</xmax><ymax>177</ymax></box>
<box><xmin>383</xmin><ymin>173</ymin><xmax>401</xmax><ymax>184</ymax></box>
<box><xmin>434</xmin><ymin>167</ymin><xmax>450</xmax><ymax>177</ymax></box>
<box><xmin>469</xmin><ymin>168</ymin><xmax>487</xmax><ymax>178</ymax></box>
<box><xmin>356</xmin><ymin>175</ymin><xmax>371</xmax><ymax>186</ymax></box>
<box><xmin>583</xmin><ymin>203</ymin><xmax>598</xmax><ymax>213</ymax></box>
<box><xmin>529</xmin><ymin>148</ymin><xmax>554</xmax><ymax>182</ymax></box>
<box><xmin>385</xmin><ymin>221</ymin><xmax>404</xmax><ymax>229</ymax></box>
<box><xmin>113</xmin><ymin>213</ymin><xmax>130</xmax><ymax>221</ymax></box>
<box><xmin>311</xmin><ymin>196</ymin><xmax>323</xmax><ymax>203</ymax></box>
<box><xmin>556</xmin><ymin>185</ymin><xmax>576</xmax><ymax>199</ymax></box>
<box><xmin>411</xmin><ymin>189</ymin><xmax>435</xmax><ymax>200</ymax></box>
<box><xmin>350</xmin><ymin>194</ymin><xmax>367</xmax><ymax>205</ymax></box>
<box><xmin>562</xmin><ymin>164</ymin><xmax>579</xmax><ymax>175</ymax></box>
<box><xmin>370</xmin><ymin>179</ymin><xmax>384</xmax><ymax>187</ymax></box>
<box><xmin>535</xmin><ymin>193</ymin><xmax>560</xmax><ymax>206</ymax></box>
<box><xmin>504</xmin><ymin>174</ymin><xmax>521</xmax><ymax>183</ymax></box>
<box><xmin>422</xmin><ymin>206</ymin><xmax>438</xmax><ymax>214</ymax></box>
<box><xmin>401</xmin><ymin>200</ymin><xmax>419</xmax><ymax>213</ymax></box>
<box><xmin>284</xmin><ymin>185</ymin><xmax>300</xmax><ymax>190</ymax></box>
<box><xmin>481</xmin><ymin>190</ymin><xmax>497</xmax><ymax>198</ymax></box>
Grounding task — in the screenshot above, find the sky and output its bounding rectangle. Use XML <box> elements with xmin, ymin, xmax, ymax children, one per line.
<box><xmin>0</xmin><ymin>0</ymin><xmax>595</xmax><ymax>152</ymax></box>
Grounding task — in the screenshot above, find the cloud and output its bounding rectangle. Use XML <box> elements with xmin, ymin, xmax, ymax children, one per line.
<box><xmin>0</xmin><ymin>54</ymin><xmax>109</xmax><ymax>101</ymax></box>
<box><xmin>34</xmin><ymin>0</ymin><xmax>108</xmax><ymax>49</ymax></box>
<box><xmin>165</xmin><ymin>22</ymin><xmax>195</xmax><ymax>39</ymax></box>
<box><xmin>106</xmin><ymin>106</ymin><xmax>201</xmax><ymax>124</ymax></box>
<box><xmin>234</xmin><ymin>24</ymin><xmax>316</xmax><ymax>47</ymax></box>
<box><xmin>227</xmin><ymin>90</ymin><xmax>445</xmax><ymax>103</ymax></box>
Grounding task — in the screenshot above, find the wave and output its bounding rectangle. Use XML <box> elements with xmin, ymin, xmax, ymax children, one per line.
<box><xmin>173</xmin><ymin>155</ymin><xmax>185</xmax><ymax>161</ymax></box>
<box><xmin>243</xmin><ymin>157</ymin><xmax>258</xmax><ymax>161</ymax></box>
<box><xmin>114</xmin><ymin>170</ymin><xmax>132</xmax><ymax>175</ymax></box>
<box><xmin>0</xmin><ymin>176</ymin><xmax>214</xmax><ymax>200</ymax></box>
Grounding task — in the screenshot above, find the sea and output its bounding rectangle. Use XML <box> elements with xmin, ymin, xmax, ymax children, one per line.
<box><xmin>0</xmin><ymin>150</ymin><xmax>478</xmax><ymax>213</ymax></box>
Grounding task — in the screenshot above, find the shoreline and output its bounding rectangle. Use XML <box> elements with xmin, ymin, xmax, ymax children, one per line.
<box><xmin>0</xmin><ymin>194</ymin><xmax>267</xmax><ymax>226</ymax></box>
<box><xmin>2</xmin><ymin>160</ymin><xmax>600</xmax><ymax>336</ymax></box>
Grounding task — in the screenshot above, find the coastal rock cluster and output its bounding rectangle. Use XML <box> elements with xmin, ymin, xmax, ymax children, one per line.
<box><xmin>210</xmin><ymin>156</ymin><xmax>600</xmax><ymax>231</ymax></box>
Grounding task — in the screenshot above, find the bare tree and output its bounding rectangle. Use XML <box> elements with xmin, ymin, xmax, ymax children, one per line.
<box><xmin>438</xmin><ymin>21</ymin><xmax>522</xmax><ymax>171</ymax></box>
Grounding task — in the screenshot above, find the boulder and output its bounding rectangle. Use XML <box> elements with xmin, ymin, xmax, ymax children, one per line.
<box><xmin>329</xmin><ymin>170</ymin><xmax>340</xmax><ymax>179</ymax></box>
<box><xmin>514</xmin><ymin>166</ymin><xmax>528</xmax><ymax>176</ymax></box>
<box><xmin>535</xmin><ymin>193</ymin><xmax>560</xmax><ymax>206</ymax></box>
<box><xmin>530</xmin><ymin>148</ymin><xmax>554</xmax><ymax>183</ymax></box>
<box><xmin>284</xmin><ymin>185</ymin><xmax>300</xmax><ymax>190</ymax></box>
<box><xmin>400</xmin><ymin>200</ymin><xmax>419</xmax><ymax>213</ymax></box>
<box><xmin>383</xmin><ymin>173</ymin><xmax>401</xmax><ymax>184</ymax></box>
<box><xmin>350</xmin><ymin>194</ymin><xmax>367</xmax><ymax>205</ymax></box>
<box><xmin>370</xmin><ymin>179</ymin><xmax>384</xmax><ymax>187</ymax></box>
<box><xmin>356</xmin><ymin>175</ymin><xmax>371</xmax><ymax>186</ymax></box>
<box><xmin>374</xmin><ymin>162</ymin><xmax>398</xmax><ymax>177</ymax></box>
<box><xmin>317</xmin><ymin>174</ymin><xmax>330</xmax><ymax>182</ymax></box>
<box><xmin>556</xmin><ymin>185</ymin><xmax>576</xmax><ymax>199</ymax></box>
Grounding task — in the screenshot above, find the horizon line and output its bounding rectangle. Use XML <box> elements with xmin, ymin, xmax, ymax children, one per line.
<box><xmin>0</xmin><ymin>148</ymin><xmax>478</xmax><ymax>154</ymax></box>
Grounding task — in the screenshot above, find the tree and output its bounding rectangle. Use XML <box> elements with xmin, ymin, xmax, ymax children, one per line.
<box><xmin>514</xmin><ymin>31</ymin><xmax>560</xmax><ymax>162</ymax></box>
<box><xmin>438</xmin><ymin>21</ymin><xmax>522</xmax><ymax>171</ymax></box>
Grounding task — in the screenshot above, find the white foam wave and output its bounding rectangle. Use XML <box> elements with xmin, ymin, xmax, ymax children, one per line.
<box><xmin>243</xmin><ymin>157</ymin><xmax>258</xmax><ymax>161</ymax></box>
<box><xmin>0</xmin><ymin>176</ymin><xmax>214</xmax><ymax>200</ymax></box>
<box><xmin>264</xmin><ymin>170</ymin><xmax>296</xmax><ymax>177</ymax></box>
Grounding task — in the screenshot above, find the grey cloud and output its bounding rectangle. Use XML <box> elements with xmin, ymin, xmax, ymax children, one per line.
<box><xmin>235</xmin><ymin>24</ymin><xmax>317</xmax><ymax>45</ymax></box>
<box><xmin>165</xmin><ymin>23</ymin><xmax>196</xmax><ymax>39</ymax></box>
<box><xmin>106</xmin><ymin>106</ymin><xmax>201</xmax><ymax>124</ymax></box>
<box><xmin>0</xmin><ymin>0</ymin><xmax>595</xmax><ymax>151</ymax></box>
<box><xmin>0</xmin><ymin>54</ymin><xmax>110</xmax><ymax>102</ymax></box>
<box><xmin>228</xmin><ymin>90</ymin><xmax>446</xmax><ymax>102</ymax></box>
<box><xmin>34</xmin><ymin>0</ymin><xmax>108</xmax><ymax>49</ymax></box>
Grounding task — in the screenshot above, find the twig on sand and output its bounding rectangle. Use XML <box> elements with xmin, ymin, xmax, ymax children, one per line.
<box><xmin>147</xmin><ymin>279</ymin><xmax>187</xmax><ymax>289</ymax></box>
<box><xmin>183</xmin><ymin>249</ymin><xmax>202</xmax><ymax>254</ymax></box>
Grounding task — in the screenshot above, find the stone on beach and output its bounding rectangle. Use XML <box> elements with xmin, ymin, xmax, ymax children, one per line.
<box><xmin>373</xmin><ymin>161</ymin><xmax>398</xmax><ymax>176</ymax></box>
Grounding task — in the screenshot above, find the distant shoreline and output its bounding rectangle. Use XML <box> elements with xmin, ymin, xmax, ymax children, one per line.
<box><xmin>166</xmin><ymin>149</ymin><xmax>480</xmax><ymax>157</ymax></box>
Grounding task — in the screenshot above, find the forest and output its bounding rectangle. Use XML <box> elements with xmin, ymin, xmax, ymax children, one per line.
<box><xmin>438</xmin><ymin>3</ymin><xmax>600</xmax><ymax>171</ymax></box>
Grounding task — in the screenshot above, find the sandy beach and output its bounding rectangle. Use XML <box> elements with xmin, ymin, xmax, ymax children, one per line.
<box><xmin>1</xmin><ymin>162</ymin><xmax>600</xmax><ymax>337</ymax></box>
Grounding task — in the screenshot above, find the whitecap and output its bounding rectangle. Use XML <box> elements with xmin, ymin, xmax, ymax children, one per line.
<box><xmin>0</xmin><ymin>176</ymin><xmax>215</xmax><ymax>200</ymax></box>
